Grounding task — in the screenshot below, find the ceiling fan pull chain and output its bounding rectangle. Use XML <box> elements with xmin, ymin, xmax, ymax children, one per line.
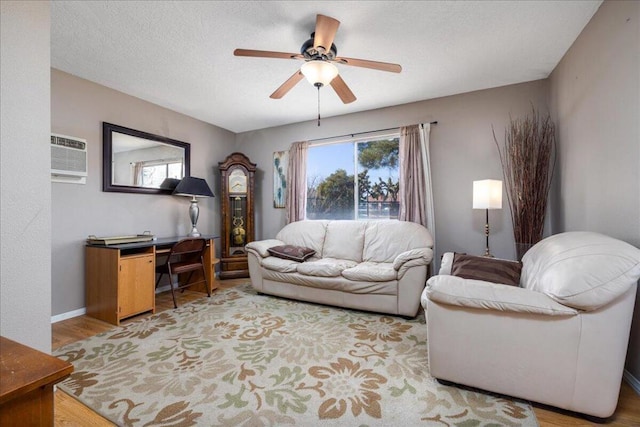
<box><xmin>317</xmin><ymin>85</ymin><xmax>321</xmax><ymax>126</ymax></box>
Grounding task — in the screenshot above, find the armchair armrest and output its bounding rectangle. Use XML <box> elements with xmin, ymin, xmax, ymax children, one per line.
<box><xmin>245</xmin><ymin>239</ymin><xmax>285</xmax><ymax>258</ymax></box>
<box><xmin>424</xmin><ymin>275</ymin><xmax>577</xmax><ymax>316</ymax></box>
<box><xmin>438</xmin><ymin>252</ymin><xmax>455</xmax><ymax>275</ymax></box>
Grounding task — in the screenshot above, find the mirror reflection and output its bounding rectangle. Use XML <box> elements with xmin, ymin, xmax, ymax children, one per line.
<box><xmin>112</xmin><ymin>132</ymin><xmax>185</xmax><ymax>187</ymax></box>
<box><xmin>103</xmin><ymin>122</ymin><xmax>190</xmax><ymax>194</ymax></box>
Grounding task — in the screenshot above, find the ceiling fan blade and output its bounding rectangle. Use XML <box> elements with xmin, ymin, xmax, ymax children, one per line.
<box><xmin>234</xmin><ymin>49</ymin><xmax>303</xmax><ymax>60</ymax></box>
<box><xmin>335</xmin><ymin>56</ymin><xmax>402</xmax><ymax>73</ymax></box>
<box><xmin>330</xmin><ymin>75</ymin><xmax>356</xmax><ymax>104</ymax></box>
<box><xmin>270</xmin><ymin>71</ymin><xmax>305</xmax><ymax>99</ymax></box>
<box><xmin>313</xmin><ymin>14</ymin><xmax>340</xmax><ymax>53</ymax></box>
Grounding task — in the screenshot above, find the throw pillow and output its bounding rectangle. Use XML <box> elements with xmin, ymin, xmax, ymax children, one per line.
<box><xmin>451</xmin><ymin>253</ymin><xmax>522</xmax><ymax>286</ymax></box>
<box><xmin>267</xmin><ymin>245</ymin><xmax>316</xmax><ymax>262</ymax></box>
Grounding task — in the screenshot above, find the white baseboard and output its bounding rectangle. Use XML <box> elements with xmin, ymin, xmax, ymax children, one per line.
<box><xmin>156</xmin><ymin>284</ymin><xmax>172</xmax><ymax>293</ymax></box>
<box><xmin>51</xmin><ymin>307</ymin><xmax>86</xmax><ymax>323</ymax></box>
<box><xmin>623</xmin><ymin>369</ymin><xmax>640</xmax><ymax>395</ymax></box>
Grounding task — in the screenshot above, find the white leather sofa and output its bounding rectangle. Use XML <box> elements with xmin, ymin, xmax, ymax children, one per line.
<box><xmin>246</xmin><ymin>220</ymin><xmax>434</xmax><ymax>317</ymax></box>
<box><xmin>421</xmin><ymin>231</ymin><xmax>640</xmax><ymax>419</ymax></box>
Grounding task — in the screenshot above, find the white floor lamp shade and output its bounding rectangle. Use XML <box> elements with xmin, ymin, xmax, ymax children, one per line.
<box><xmin>473</xmin><ymin>179</ymin><xmax>502</xmax><ymax>257</ymax></box>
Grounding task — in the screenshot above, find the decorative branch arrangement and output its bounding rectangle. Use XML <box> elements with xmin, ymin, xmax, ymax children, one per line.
<box><xmin>494</xmin><ymin>107</ymin><xmax>556</xmax><ymax>260</ymax></box>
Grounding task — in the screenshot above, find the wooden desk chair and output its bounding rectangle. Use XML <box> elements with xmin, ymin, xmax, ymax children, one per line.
<box><xmin>155</xmin><ymin>238</ymin><xmax>210</xmax><ymax>308</ymax></box>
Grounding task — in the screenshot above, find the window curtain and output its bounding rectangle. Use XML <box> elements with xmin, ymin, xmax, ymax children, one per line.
<box><xmin>286</xmin><ymin>141</ymin><xmax>309</xmax><ymax>224</ymax></box>
<box><xmin>132</xmin><ymin>162</ymin><xmax>144</xmax><ymax>186</ymax></box>
<box><xmin>399</xmin><ymin>123</ymin><xmax>436</xmax><ymax>257</ymax></box>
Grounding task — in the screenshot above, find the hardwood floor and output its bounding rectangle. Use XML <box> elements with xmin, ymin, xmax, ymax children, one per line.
<box><xmin>52</xmin><ymin>279</ymin><xmax>640</xmax><ymax>426</ymax></box>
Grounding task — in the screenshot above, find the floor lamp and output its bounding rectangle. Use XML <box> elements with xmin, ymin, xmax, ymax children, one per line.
<box><xmin>173</xmin><ymin>177</ymin><xmax>214</xmax><ymax>237</ymax></box>
<box><xmin>473</xmin><ymin>179</ymin><xmax>502</xmax><ymax>257</ymax></box>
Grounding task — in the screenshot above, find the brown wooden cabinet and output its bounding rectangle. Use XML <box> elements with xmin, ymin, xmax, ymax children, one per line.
<box><xmin>118</xmin><ymin>252</ymin><xmax>155</xmax><ymax>319</ymax></box>
<box><xmin>86</xmin><ymin>246</ymin><xmax>156</xmax><ymax>325</ymax></box>
<box><xmin>219</xmin><ymin>153</ymin><xmax>256</xmax><ymax>279</ymax></box>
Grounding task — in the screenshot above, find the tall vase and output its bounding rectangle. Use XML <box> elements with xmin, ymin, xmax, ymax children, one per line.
<box><xmin>494</xmin><ymin>107</ymin><xmax>556</xmax><ymax>264</ymax></box>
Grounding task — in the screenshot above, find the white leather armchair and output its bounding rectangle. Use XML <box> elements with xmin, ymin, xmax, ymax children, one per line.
<box><xmin>421</xmin><ymin>232</ymin><xmax>640</xmax><ymax>419</ymax></box>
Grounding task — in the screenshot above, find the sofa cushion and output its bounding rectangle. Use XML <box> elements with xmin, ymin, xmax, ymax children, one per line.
<box><xmin>521</xmin><ymin>231</ymin><xmax>640</xmax><ymax>310</ymax></box>
<box><xmin>342</xmin><ymin>262</ymin><xmax>397</xmax><ymax>282</ymax></box>
<box><xmin>267</xmin><ymin>245</ymin><xmax>316</xmax><ymax>262</ymax></box>
<box><xmin>261</xmin><ymin>256</ymin><xmax>300</xmax><ymax>273</ymax></box>
<box><xmin>296</xmin><ymin>258</ymin><xmax>358</xmax><ymax>277</ymax></box>
<box><xmin>322</xmin><ymin>221</ymin><xmax>367</xmax><ymax>262</ymax></box>
<box><xmin>363</xmin><ymin>220</ymin><xmax>434</xmax><ymax>263</ymax></box>
<box><xmin>275</xmin><ymin>220</ymin><xmax>329</xmax><ymax>256</ymax></box>
<box><xmin>451</xmin><ymin>253</ymin><xmax>522</xmax><ymax>286</ymax></box>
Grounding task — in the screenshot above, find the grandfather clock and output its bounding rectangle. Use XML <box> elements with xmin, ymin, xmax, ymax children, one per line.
<box><xmin>219</xmin><ymin>152</ymin><xmax>256</xmax><ymax>279</ymax></box>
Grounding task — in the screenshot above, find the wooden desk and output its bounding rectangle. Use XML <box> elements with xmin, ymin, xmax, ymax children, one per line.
<box><xmin>85</xmin><ymin>235</ymin><xmax>220</xmax><ymax>325</ymax></box>
<box><xmin>0</xmin><ymin>336</ymin><xmax>73</xmax><ymax>426</ymax></box>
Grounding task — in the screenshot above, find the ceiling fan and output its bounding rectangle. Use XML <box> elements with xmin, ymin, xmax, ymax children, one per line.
<box><xmin>234</xmin><ymin>14</ymin><xmax>402</xmax><ymax>105</ymax></box>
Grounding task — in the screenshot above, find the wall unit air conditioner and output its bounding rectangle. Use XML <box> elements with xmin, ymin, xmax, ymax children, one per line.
<box><xmin>51</xmin><ymin>133</ymin><xmax>87</xmax><ymax>184</ymax></box>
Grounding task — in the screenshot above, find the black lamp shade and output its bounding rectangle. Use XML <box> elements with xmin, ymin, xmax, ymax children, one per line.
<box><xmin>173</xmin><ymin>176</ymin><xmax>214</xmax><ymax>198</ymax></box>
<box><xmin>159</xmin><ymin>178</ymin><xmax>181</xmax><ymax>191</ymax></box>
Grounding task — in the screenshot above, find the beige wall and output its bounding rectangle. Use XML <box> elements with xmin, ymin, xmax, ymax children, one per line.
<box><xmin>549</xmin><ymin>0</ymin><xmax>640</xmax><ymax>379</ymax></box>
<box><xmin>0</xmin><ymin>1</ymin><xmax>52</xmax><ymax>352</ymax></box>
<box><xmin>51</xmin><ymin>70</ymin><xmax>236</xmax><ymax>316</ymax></box>
<box><xmin>236</xmin><ymin>79</ymin><xmax>550</xmax><ymax>269</ymax></box>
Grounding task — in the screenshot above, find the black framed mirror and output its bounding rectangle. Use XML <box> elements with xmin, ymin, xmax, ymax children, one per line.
<box><xmin>102</xmin><ymin>122</ymin><xmax>190</xmax><ymax>194</ymax></box>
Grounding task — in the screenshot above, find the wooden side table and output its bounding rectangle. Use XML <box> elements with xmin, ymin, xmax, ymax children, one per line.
<box><xmin>0</xmin><ymin>336</ymin><xmax>73</xmax><ymax>426</ymax></box>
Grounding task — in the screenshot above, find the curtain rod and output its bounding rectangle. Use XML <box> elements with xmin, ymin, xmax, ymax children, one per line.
<box><xmin>307</xmin><ymin>121</ymin><xmax>438</xmax><ymax>143</ymax></box>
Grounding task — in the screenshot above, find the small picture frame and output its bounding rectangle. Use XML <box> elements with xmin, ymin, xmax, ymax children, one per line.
<box><xmin>273</xmin><ymin>151</ymin><xmax>288</xmax><ymax>208</ymax></box>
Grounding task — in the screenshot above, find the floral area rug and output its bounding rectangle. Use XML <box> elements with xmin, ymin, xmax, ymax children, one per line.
<box><xmin>55</xmin><ymin>283</ymin><xmax>537</xmax><ymax>426</ymax></box>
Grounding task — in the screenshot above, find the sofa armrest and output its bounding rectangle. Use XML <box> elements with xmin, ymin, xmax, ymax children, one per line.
<box><xmin>424</xmin><ymin>275</ymin><xmax>577</xmax><ymax>316</ymax></box>
<box><xmin>393</xmin><ymin>248</ymin><xmax>433</xmax><ymax>270</ymax></box>
<box><xmin>245</xmin><ymin>239</ymin><xmax>285</xmax><ymax>258</ymax></box>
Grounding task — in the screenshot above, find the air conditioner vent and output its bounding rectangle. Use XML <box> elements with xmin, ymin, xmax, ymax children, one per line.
<box><xmin>51</xmin><ymin>133</ymin><xmax>87</xmax><ymax>184</ymax></box>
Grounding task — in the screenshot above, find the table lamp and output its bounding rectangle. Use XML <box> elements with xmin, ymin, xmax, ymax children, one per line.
<box><xmin>159</xmin><ymin>177</ymin><xmax>180</xmax><ymax>191</ymax></box>
<box><xmin>472</xmin><ymin>179</ymin><xmax>502</xmax><ymax>257</ymax></box>
<box><xmin>173</xmin><ymin>176</ymin><xmax>214</xmax><ymax>237</ymax></box>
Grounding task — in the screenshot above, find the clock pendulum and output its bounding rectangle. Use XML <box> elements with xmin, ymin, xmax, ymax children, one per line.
<box><xmin>232</xmin><ymin>196</ymin><xmax>246</xmax><ymax>246</ymax></box>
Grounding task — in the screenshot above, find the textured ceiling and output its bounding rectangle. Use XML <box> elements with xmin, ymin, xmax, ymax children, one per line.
<box><xmin>51</xmin><ymin>1</ymin><xmax>602</xmax><ymax>133</ymax></box>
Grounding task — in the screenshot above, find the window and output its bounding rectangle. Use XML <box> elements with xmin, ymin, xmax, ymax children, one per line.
<box><xmin>306</xmin><ymin>136</ymin><xmax>400</xmax><ymax>220</ymax></box>
<box><xmin>139</xmin><ymin>160</ymin><xmax>183</xmax><ymax>188</ymax></box>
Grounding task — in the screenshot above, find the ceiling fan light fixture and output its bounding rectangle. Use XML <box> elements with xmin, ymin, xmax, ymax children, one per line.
<box><xmin>301</xmin><ymin>60</ymin><xmax>338</xmax><ymax>87</ymax></box>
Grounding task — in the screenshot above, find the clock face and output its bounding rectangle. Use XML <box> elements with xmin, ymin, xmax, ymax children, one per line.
<box><xmin>228</xmin><ymin>169</ymin><xmax>247</xmax><ymax>194</ymax></box>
